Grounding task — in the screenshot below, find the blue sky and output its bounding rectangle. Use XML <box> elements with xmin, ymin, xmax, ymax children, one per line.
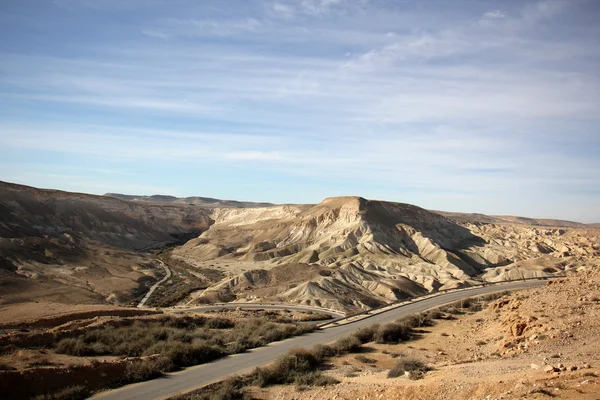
<box><xmin>1</xmin><ymin>0</ymin><xmax>599</xmax><ymax>222</ymax></box>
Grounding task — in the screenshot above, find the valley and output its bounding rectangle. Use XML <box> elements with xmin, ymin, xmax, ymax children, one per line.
<box><xmin>0</xmin><ymin>180</ymin><xmax>598</xmax><ymax>400</ymax></box>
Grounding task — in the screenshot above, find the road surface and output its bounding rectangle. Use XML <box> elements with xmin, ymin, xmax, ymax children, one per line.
<box><xmin>174</xmin><ymin>303</ymin><xmax>345</xmax><ymax>319</ymax></box>
<box><xmin>137</xmin><ymin>260</ymin><xmax>172</xmax><ymax>308</ymax></box>
<box><xmin>93</xmin><ymin>279</ymin><xmax>545</xmax><ymax>400</ymax></box>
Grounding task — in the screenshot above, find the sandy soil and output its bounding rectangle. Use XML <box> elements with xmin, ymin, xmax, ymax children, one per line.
<box><xmin>0</xmin><ymin>302</ymin><xmax>158</xmax><ymax>329</ymax></box>
<box><xmin>175</xmin><ymin>258</ymin><xmax>278</xmax><ymax>277</ymax></box>
<box><xmin>254</xmin><ymin>267</ymin><xmax>600</xmax><ymax>399</ymax></box>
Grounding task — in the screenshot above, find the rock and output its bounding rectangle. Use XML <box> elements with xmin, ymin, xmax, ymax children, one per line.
<box><xmin>567</xmin><ymin>366</ymin><xmax>577</xmax><ymax>371</ymax></box>
<box><xmin>511</xmin><ymin>322</ymin><xmax>528</xmax><ymax>337</ymax></box>
<box><xmin>544</xmin><ymin>365</ymin><xmax>557</xmax><ymax>373</ymax></box>
<box><xmin>583</xmin><ymin>363</ymin><xmax>591</xmax><ymax>369</ymax></box>
<box><xmin>531</xmin><ymin>363</ymin><xmax>541</xmax><ymax>370</ymax></box>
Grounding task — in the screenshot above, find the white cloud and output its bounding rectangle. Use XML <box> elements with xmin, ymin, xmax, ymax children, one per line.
<box><xmin>300</xmin><ymin>0</ymin><xmax>344</xmax><ymax>16</ymax></box>
<box><xmin>225</xmin><ymin>151</ymin><xmax>283</xmax><ymax>161</ymax></box>
<box><xmin>141</xmin><ymin>29</ymin><xmax>172</xmax><ymax>39</ymax></box>
<box><xmin>271</xmin><ymin>2</ymin><xmax>295</xmax><ymax>19</ymax></box>
<box><xmin>523</xmin><ymin>0</ymin><xmax>571</xmax><ymax>23</ymax></box>
<box><xmin>484</xmin><ymin>10</ymin><xmax>506</xmax><ymax>19</ymax></box>
<box><xmin>269</xmin><ymin>0</ymin><xmax>346</xmax><ymax>19</ymax></box>
<box><xmin>478</xmin><ymin>9</ymin><xmax>506</xmax><ymax>26</ymax></box>
<box><xmin>2</xmin><ymin>0</ymin><xmax>599</xmax><ymax>221</ymax></box>
<box><xmin>142</xmin><ymin>18</ymin><xmax>261</xmax><ymax>39</ymax></box>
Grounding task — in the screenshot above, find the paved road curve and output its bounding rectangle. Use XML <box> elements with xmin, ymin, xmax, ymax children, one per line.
<box><xmin>93</xmin><ymin>280</ymin><xmax>545</xmax><ymax>400</ymax></box>
<box><xmin>137</xmin><ymin>260</ymin><xmax>172</xmax><ymax>308</ymax></box>
<box><xmin>174</xmin><ymin>303</ymin><xmax>346</xmax><ymax>319</ymax></box>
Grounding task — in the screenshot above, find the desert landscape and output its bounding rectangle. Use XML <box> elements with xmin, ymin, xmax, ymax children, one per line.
<box><xmin>0</xmin><ymin>180</ymin><xmax>599</xmax><ymax>399</ymax></box>
<box><xmin>3</xmin><ymin>1</ymin><xmax>599</xmax><ymax>398</ymax></box>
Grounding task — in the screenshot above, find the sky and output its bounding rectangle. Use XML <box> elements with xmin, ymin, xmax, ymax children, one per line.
<box><xmin>0</xmin><ymin>0</ymin><xmax>599</xmax><ymax>222</ymax></box>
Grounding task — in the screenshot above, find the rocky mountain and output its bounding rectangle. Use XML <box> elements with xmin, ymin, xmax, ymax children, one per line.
<box><xmin>174</xmin><ymin>197</ymin><xmax>599</xmax><ymax>311</ymax></box>
<box><xmin>1</xmin><ymin>181</ymin><xmax>598</xmax><ymax>313</ymax></box>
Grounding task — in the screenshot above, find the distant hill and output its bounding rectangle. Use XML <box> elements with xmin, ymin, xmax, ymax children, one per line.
<box><xmin>433</xmin><ymin>210</ymin><xmax>586</xmax><ymax>228</ymax></box>
<box><xmin>104</xmin><ymin>193</ymin><xmax>273</xmax><ymax>208</ymax></box>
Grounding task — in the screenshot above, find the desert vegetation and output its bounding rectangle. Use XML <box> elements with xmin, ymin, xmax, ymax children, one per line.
<box><xmin>0</xmin><ymin>314</ymin><xmax>315</xmax><ymax>399</ymax></box>
<box><xmin>52</xmin><ymin>314</ymin><xmax>314</xmax><ymax>364</ymax></box>
<box><xmin>177</xmin><ymin>294</ymin><xmax>513</xmax><ymax>400</ymax></box>
<box><xmin>177</xmin><ymin>311</ymin><xmax>441</xmax><ymax>400</ymax></box>
<box><xmin>387</xmin><ymin>357</ymin><xmax>430</xmax><ymax>379</ymax></box>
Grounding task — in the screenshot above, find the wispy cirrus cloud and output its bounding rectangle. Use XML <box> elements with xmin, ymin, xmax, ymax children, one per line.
<box><xmin>269</xmin><ymin>0</ymin><xmax>347</xmax><ymax>19</ymax></box>
<box><xmin>1</xmin><ymin>0</ymin><xmax>599</xmax><ymax>220</ymax></box>
<box><xmin>141</xmin><ymin>17</ymin><xmax>262</xmax><ymax>39</ymax></box>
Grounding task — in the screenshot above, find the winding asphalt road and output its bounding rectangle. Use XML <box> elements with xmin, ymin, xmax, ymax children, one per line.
<box><xmin>93</xmin><ymin>279</ymin><xmax>546</xmax><ymax>400</ymax></box>
<box><xmin>137</xmin><ymin>260</ymin><xmax>172</xmax><ymax>308</ymax></box>
<box><xmin>174</xmin><ymin>303</ymin><xmax>346</xmax><ymax>319</ymax></box>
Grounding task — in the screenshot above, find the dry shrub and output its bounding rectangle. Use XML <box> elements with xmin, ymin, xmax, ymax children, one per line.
<box><xmin>387</xmin><ymin>358</ymin><xmax>429</xmax><ymax>379</ymax></box>
<box><xmin>354</xmin><ymin>355</ymin><xmax>376</xmax><ymax>364</ymax></box>
<box><xmin>123</xmin><ymin>358</ymin><xmax>170</xmax><ymax>383</ymax></box>
<box><xmin>353</xmin><ymin>324</ymin><xmax>379</xmax><ymax>343</ymax></box>
<box><xmin>374</xmin><ymin>323</ymin><xmax>413</xmax><ymax>344</ymax></box>
<box><xmin>330</xmin><ymin>335</ymin><xmax>362</xmax><ymax>355</ymax></box>
<box><xmin>252</xmin><ymin>349</ymin><xmax>335</xmax><ymax>387</ymax></box>
<box><xmin>31</xmin><ymin>385</ymin><xmax>90</xmax><ymax>400</ymax></box>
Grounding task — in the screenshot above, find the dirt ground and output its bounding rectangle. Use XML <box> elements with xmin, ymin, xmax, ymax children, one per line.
<box><xmin>253</xmin><ymin>267</ymin><xmax>600</xmax><ymax>399</ymax></box>
<box><xmin>0</xmin><ymin>302</ymin><xmax>159</xmax><ymax>328</ymax></box>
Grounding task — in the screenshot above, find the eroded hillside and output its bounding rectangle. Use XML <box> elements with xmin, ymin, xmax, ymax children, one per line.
<box><xmin>174</xmin><ymin>197</ymin><xmax>599</xmax><ymax>312</ymax></box>
<box><xmin>2</xmin><ymin>181</ymin><xmax>598</xmax><ymax>315</ymax></box>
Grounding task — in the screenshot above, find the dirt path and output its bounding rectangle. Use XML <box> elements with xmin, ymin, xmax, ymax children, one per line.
<box><xmin>137</xmin><ymin>260</ymin><xmax>172</xmax><ymax>308</ymax></box>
